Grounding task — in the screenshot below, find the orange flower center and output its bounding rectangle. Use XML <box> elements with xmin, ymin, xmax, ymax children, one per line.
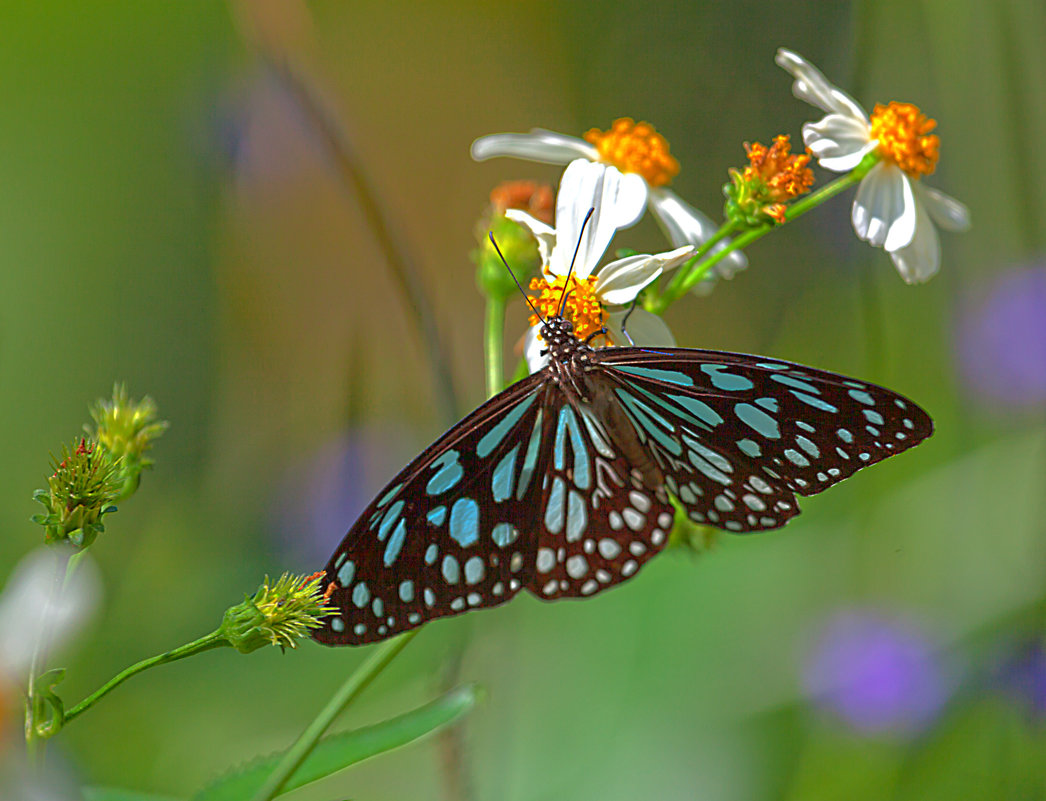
<box><xmin>869</xmin><ymin>102</ymin><xmax>939</xmax><ymax>178</ymax></box>
<box><xmin>584</xmin><ymin>118</ymin><xmax>680</xmax><ymax>187</ymax></box>
<box><xmin>528</xmin><ymin>273</ymin><xmax>606</xmax><ymax>343</ymax></box>
<box><xmin>742</xmin><ymin>135</ymin><xmax>814</xmax><ymax>203</ymax></box>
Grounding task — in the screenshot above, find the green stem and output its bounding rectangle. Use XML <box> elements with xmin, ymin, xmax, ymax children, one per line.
<box><xmin>249</xmin><ymin>630</ymin><xmax>419</xmax><ymax>801</ymax></box>
<box><xmin>484</xmin><ymin>297</ymin><xmax>506</xmax><ymax>397</ymax></box>
<box><xmin>651</xmin><ymin>170</ymin><xmax>865</xmax><ymax>313</ymax></box>
<box><xmin>63</xmin><ymin>631</ymin><xmax>228</xmax><ymax>725</ymax></box>
<box><xmin>656</xmin><ymin>220</ymin><xmax>739</xmax><ymax>306</ymax></box>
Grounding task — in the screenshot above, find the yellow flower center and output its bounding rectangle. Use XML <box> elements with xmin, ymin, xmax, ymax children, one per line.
<box><xmin>528</xmin><ymin>273</ymin><xmax>606</xmax><ymax>343</ymax></box>
<box><xmin>869</xmin><ymin>102</ymin><xmax>939</xmax><ymax>178</ymax></box>
<box><xmin>584</xmin><ymin>118</ymin><xmax>680</xmax><ymax>187</ymax></box>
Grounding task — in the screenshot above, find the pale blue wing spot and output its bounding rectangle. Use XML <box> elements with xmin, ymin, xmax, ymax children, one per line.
<box><xmin>516</xmin><ymin>408</ymin><xmax>544</xmax><ymax>500</ymax></box>
<box><xmin>378</xmin><ymin>500</ymin><xmax>405</xmax><ymax>541</ymax></box>
<box><xmin>492</xmin><ymin>522</ymin><xmax>519</xmax><ymax>547</ymax></box>
<box><xmin>756</xmin><ymin>397</ymin><xmax>780</xmax><ymax>413</ymax></box>
<box><xmin>895</xmin><ymin>431</ymin><xmax>907</xmax><ymax>440</ymax></box>
<box><xmin>668</xmin><ymin>393</ymin><xmax>724</xmax><ymax>428</ymax></box>
<box><xmin>399</xmin><ymin>580</ymin><xmax>414</xmax><ymax>603</ymax></box>
<box><xmin>545</xmin><ymin>476</ymin><xmax>566</xmax><ymax>534</ymax></box>
<box><xmin>735</xmin><ymin>403</ymin><xmax>781</xmax><ymax>439</ymax></box>
<box><xmin>714</xmin><ymin>495</ymin><xmax>734</xmax><ymax>512</ymax></box>
<box><xmin>449</xmin><ymin>498</ymin><xmax>480</xmax><ymax>547</ymax></box>
<box><xmin>702</xmin><ymin>364</ymin><xmax>755</xmax><ymax>391</ymax></box>
<box><xmin>476</xmin><ymin>394</ymin><xmax>537</xmax><ymax>459</ymax></box>
<box><xmin>491</xmin><ymin>445</ymin><xmax>520</xmax><ymax>503</ymax></box>
<box><xmin>757</xmin><ymin>361</ymin><xmax>789</xmax><ymax>370</ymax></box>
<box><xmin>737</xmin><ymin>438</ymin><xmax>761</xmax><ymax>457</ymax></box>
<box><xmin>792</xmin><ymin>391</ymin><xmax>839</xmax><ymax>413</ymax></box>
<box><xmin>615</xmin><ymin>389</ymin><xmax>683</xmax><ymax>456</ymax></box>
<box><xmin>353</xmin><ymin>623</ymin><xmax>366</xmax><ymax>636</ymax></box>
<box><xmin>770</xmin><ymin>373</ymin><xmax>820</xmax><ymax>394</ymax></box>
<box><xmin>337</xmin><ymin>560</ymin><xmax>355</xmax><ymax>587</ymax></box>
<box><xmin>784</xmin><ymin>448</ymin><xmax>810</xmax><ymax>467</ymax></box>
<box><xmin>426</xmin><ymin>450</ymin><xmax>464</xmax><ymax>496</ymax></box>
<box><xmin>848</xmin><ymin>389</ymin><xmax>875</xmax><ymax>406</ymax></box>
<box><xmin>681</xmin><ymin>434</ymin><xmax>732</xmax><ymax>485</ymax></box>
<box><xmin>331</xmin><ymin>617</ymin><xmax>345</xmax><ymax>633</ymax></box>
<box><xmin>383</xmin><ymin>518</ymin><xmax>408</xmax><ymax>567</ymax></box>
<box><xmin>450</xmin><ymin>598</ymin><xmax>466</xmax><ymax>611</ymax></box>
<box><xmin>894</xmin><ymin>398</ymin><xmax>907</xmax><ymax>409</ymax></box>
<box><xmin>352</xmin><ymin>582</ymin><xmax>370</xmax><ymax>608</ymax></box>
<box><xmin>866</xmin><ymin>425</ymin><xmax>881</xmax><ymax>437</ymax></box>
<box><xmin>424</xmin><ymin>543</ymin><xmax>439</xmax><ymax>565</ymax></box>
<box><xmin>843</xmin><ymin>380</ymin><xmax>866</xmax><ymax>389</ymax></box>
<box><xmin>424</xmin><ymin>588</ymin><xmax>436</xmax><ymax>607</ymax></box>
<box><xmin>334</xmin><ymin>553</ymin><xmax>347</xmax><ymax>569</ymax></box>
<box><xmin>863</xmin><ymin>409</ymin><xmax>885</xmax><ymax>425</ymax></box>
<box><xmin>566</xmin><ymin>489</ymin><xmax>587</xmax><ymax>543</ymax></box>
<box><xmin>795</xmin><ymin>435</ymin><xmax>820</xmax><ymax>458</ymax></box>
<box><xmin>796</xmin><ymin>420</ymin><xmax>815</xmax><ymax>433</ymax></box>
<box><xmin>555</xmin><ymin>406</ymin><xmax>592</xmax><ymax>489</ymax></box>
<box><xmin>442</xmin><ymin>555</ymin><xmax>460</xmax><ymax>584</ymax></box>
<box><xmin>426</xmin><ymin>505</ymin><xmax>447</xmax><ymax>526</ymax></box>
<box><xmin>615</xmin><ymin>364</ymin><xmax>695</xmax><ymax>386</ymax></box>
<box><xmin>687</xmin><ymin>439</ymin><xmax>734</xmax><ymax>473</ymax></box>
<box><xmin>837</xmin><ymin>428</ymin><xmax>854</xmax><ymax>443</ymax></box>
<box><xmin>859</xmin><ymin>452</ymin><xmax>871</xmax><ymax>461</ymax></box>
<box><xmin>376</xmin><ymin>482</ymin><xmax>403</xmax><ymax>509</ymax></box>
<box><xmin>372</xmin><ymin>597</ymin><xmax>384</xmax><ymax>618</ymax></box>
<box><xmin>464</xmin><ymin>556</ymin><xmax>485</xmax><ymax>585</ymax></box>
<box><xmin>903</xmin><ymin>418</ymin><xmax>915</xmax><ymax>430</ymax></box>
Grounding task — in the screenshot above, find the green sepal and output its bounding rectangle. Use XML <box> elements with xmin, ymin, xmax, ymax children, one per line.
<box><xmin>28</xmin><ymin>667</ymin><xmax>67</xmax><ymax>739</ymax></box>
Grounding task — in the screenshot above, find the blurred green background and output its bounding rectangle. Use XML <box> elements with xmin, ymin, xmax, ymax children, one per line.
<box><xmin>2</xmin><ymin>1</ymin><xmax>1044</xmax><ymax>798</ymax></box>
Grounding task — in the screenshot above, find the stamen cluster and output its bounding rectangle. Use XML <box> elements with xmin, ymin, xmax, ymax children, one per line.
<box><xmin>869</xmin><ymin>102</ymin><xmax>939</xmax><ymax>178</ymax></box>
<box><xmin>725</xmin><ymin>135</ymin><xmax>814</xmax><ymax>225</ymax></box>
<box><xmin>585</xmin><ymin>118</ymin><xmax>680</xmax><ymax>188</ymax></box>
<box><xmin>528</xmin><ymin>274</ymin><xmax>606</xmax><ymax>343</ymax></box>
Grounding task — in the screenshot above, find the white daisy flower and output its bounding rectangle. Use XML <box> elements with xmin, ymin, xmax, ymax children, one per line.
<box><xmin>776</xmin><ymin>48</ymin><xmax>971</xmax><ymax>283</ymax></box>
<box><xmin>509</xmin><ymin>158</ymin><xmax>694</xmax><ymax>372</ymax></box>
<box><xmin>472</xmin><ymin>118</ymin><xmax>745</xmax><ymax>293</ymax></box>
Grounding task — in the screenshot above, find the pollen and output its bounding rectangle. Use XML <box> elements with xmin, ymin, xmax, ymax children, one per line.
<box><xmin>742</xmin><ymin>135</ymin><xmax>814</xmax><ymax>202</ymax></box>
<box><xmin>528</xmin><ymin>273</ymin><xmax>606</xmax><ymax>343</ymax></box>
<box><xmin>869</xmin><ymin>102</ymin><xmax>939</xmax><ymax>178</ymax></box>
<box><xmin>584</xmin><ymin>118</ymin><xmax>680</xmax><ymax>187</ymax></box>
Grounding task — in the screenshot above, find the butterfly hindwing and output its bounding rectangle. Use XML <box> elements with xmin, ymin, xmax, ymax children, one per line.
<box><xmin>595</xmin><ymin>347</ymin><xmax>933</xmax><ymax>532</ymax></box>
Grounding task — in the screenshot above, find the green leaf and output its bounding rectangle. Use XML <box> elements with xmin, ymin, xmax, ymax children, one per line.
<box><xmin>192</xmin><ymin>683</ymin><xmax>482</xmax><ymax>801</ymax></box>
<box><xmin>84</xmin><ymin>788</ymin><xmax>184</xmax><ymax>801</ymax></box>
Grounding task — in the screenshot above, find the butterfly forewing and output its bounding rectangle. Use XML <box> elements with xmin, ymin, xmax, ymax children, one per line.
<box><xmin>596</xmin><ymin>347</ymin><xmax>933</xmax><ymax>532</ymax></box>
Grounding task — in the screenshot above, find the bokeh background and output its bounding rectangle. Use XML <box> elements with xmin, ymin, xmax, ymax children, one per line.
<box><xmin>2</xmin><ymin>1</ymin><xmax>1044</xmax><ymax>799</ymax></box>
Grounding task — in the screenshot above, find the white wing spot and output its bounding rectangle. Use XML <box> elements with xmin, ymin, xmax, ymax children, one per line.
<box><xmin>598</xmin><ymin>538</ymin><xmax>622</xmax><ymax>559</ymax></box>
<box><xmin>622</xmin><ymin>508</ymin><xmax>645</xmax><ymax>531</ymax></box>
<box><xmin>536</xmin><ymin>547</ymin><xmax>555</xmax><ymax>573</ymax></box>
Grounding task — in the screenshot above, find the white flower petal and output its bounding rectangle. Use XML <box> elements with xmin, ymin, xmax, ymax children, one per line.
<box><xmin>889</xmin><ymin>200</ymin><xmax>940</xmax><ymax>283</ymax></box>
<box><xmin>551</xmin><ymin>160</ymin><xmax>644</xmax><ymax>279</ymax></box>
<box><xmin>504</xmin><ymin>208</ymin><xmax>556</xmax><ymax>265</ymax></box>
<box><xmin>775</xmin><ymin>48</ymin><xmax>867</xmax><ymax>121</ymax></box>
<box><xmin>648</xmin><ymin>186</ymin><xmax>717</xmax><ymax>246</ymax></box>
<box><xmin>593</xmin><ymin>245</ymin><xmax>694</xmax><ymax>306</ymax></box>
<box><xmin>802</xmin><ymin>115</ymin><xmax>877</xmax><ymax>171</ymax></box>
<box><xmin>917</xmin><ymin>183</ymin><xmax>971</xmax><ymax>232</ymax></box>
<box><xmin>606</xmin><ymin>308</ymin><xmax>676</xmax><ymax>348</ymax></box>
<box><xmin>524</xmin><ymin>324</ymin><xmax>550</xmax><ymax>373</ymax></box>
<box><xmin>470</xmin><ymin>130</ymin><xmax>598</xmax><ymax>164</ymax></box>
<box><xmin>852</xmin><ymin>163</ymin><xmax>916</xmax><ymax>250</ymax></box>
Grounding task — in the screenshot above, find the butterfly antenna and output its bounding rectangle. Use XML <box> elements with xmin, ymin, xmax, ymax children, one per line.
<box><xmin>557</xmin><ymin>207</ymin><xmax>595</xmax><ymax>318</ymax></box>
<box><xmin>620</xmin><ymin>296</ymin><xmax>639</xmax><ymax>346</ymax></box>
<box><xmin>488</xmin><ymin>232</ymin><xmax>545</xmax><ymax>324</ymax></box>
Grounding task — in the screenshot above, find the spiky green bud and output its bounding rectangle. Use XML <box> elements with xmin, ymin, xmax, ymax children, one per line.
<box><xmin>87</xmin><ymin>384</ymin><xmax>168</xmax><ymax>500</ymax></box>
<box><xmin>220</xmin><ymin>573</ymin><xmax>336</xmax><ymax>654</ymax></box>
<box><xmin>32</xmin><ymin>438</ymin><xmax>122</xmax><ymax>549</ymax></box>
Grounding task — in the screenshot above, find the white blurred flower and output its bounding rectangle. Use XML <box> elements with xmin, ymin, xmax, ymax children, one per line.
<box><xmin>509</xmin><ymin>159</ymin><xmax>694</xmax><ymax>372</ymax></box>
<box><xmin>472</xmin><ymin>118</ymin><xmax>746</xmax><ymax>293</ymax></box>
<box><xmin>776</xmin><ymin>48</ymin><xmax>970</xmax><ymax>283</ymax></box>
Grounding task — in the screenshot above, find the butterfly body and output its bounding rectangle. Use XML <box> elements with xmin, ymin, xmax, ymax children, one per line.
<box><xmin>313</xmin><ymin>315</ymin><xmax>932</xmax><ymax>645</ymax></box>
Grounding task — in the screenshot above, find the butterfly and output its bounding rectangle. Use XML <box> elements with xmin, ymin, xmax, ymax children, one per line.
<box><xmin>312</xmin><ymin>304</ymin><xmax>933</xmax><ymax>645</ymax></box>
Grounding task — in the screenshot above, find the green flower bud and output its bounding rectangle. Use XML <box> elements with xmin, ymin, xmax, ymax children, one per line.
<box><xmin>88</xmin><ymin>384</ymin><xmax>168</xmax><ymax>500</ymax></box>
<box><xmin>32</xmin><ymin>438</ymin><xmax>121</xmax><ymax>549</ymax></box>
<box><xmin>220</xmin><ymin>573</ymin><xmax>336</xmax><ymax>654</ymax></box>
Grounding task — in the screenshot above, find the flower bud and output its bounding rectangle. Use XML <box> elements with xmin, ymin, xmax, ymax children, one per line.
<box><xmin>220</xmin><ymin>572</ymin><xmax>335</xmax><ymax>653</ymax></box>
<box><xmin>32</xmin><ymin>439</ymin><xmax>121</xmax><ymax>549</ymax></box>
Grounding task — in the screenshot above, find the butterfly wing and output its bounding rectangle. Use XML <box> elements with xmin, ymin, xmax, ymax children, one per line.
<box><xmin>313</xmin><ymin>373</ymin><xmax>553</xmax><ymax>645</ymax></box>
<box><xmin>593</xmin><ymin>347</ymin><xmax>933</xmax><ymax>532</ymax></box>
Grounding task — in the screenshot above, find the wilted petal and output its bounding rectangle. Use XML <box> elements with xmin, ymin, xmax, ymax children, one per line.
<box><xmin>890</xmin><ymin>199</ymin><xmax>940</xmax><ymax>283</ymax></box>
<box><xmin>551</xmin><ymin>160</ymin><xmax>645</xmax><ymax>279</ymax></box>
<box><xmin>648</xmin><ymin>187</ymin><xmax>749</xmax><ymax>276</ymax></box>
<box><xmin>524</xmin><ymin>324</ymin><xmax>549</xmax><ymax>373</ymax></box>
<box><xmin>605</xmin><ymin>308</ymin><xmax>676</xmax><ymax>348</ymax></box>
<box><xmin>918</xmin><ymin>184</ymin><xmax>971</xmax><ymax>232</ymax></box>
<box><xmin>776</xmin><ymin>49</ymin><xmax>867</xmax><ymax>121</ymax></box>
<box><xmin>505</xmin><ymin>208</ymin><xmax>556</xmax><ymax>265</ymax></box>
<box><xmin>593</xmin><ymin>246</ymin><xmax>694</xmax><ymax>305</ymax></box>
<box><xmin>470</xmin><ymin>130</ymin><xmax>599</xmax><ymax>164</ymax></box>
<box><xmin>852</xmin><ymin>163</ymin><xmax>916</xmax><ymax>250</ymax></box>
<box><xmin>803</xmin><ymin>115</ymin><xmax>877</xmax><ymax>172</ymax></box>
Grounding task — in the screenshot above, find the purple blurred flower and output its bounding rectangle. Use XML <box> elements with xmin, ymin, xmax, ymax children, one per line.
<box><xmin>956</xmin><ymin>263</ymin><xmax>1046</xmax><ymax>409</ymax></box>
<box><xmin>802</xmin><ymin>609</ymin><xmax>949</xmax><ymax>734</ymax></box>
<box><xmin>993</xmin><ymin>641</ymin><xmax>1046</xmax><ymax>719</ymax></box>
<box><xmin>270</xmin><ymin>425</ymin><xmax>419</xmax><ymax>567</ymax></box>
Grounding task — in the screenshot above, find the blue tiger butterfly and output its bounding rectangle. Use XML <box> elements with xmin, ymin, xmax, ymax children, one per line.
<box><xmin>312</xmin><ymin>282</ymin><xmax>933</xmax><ymax>644</ymax></box>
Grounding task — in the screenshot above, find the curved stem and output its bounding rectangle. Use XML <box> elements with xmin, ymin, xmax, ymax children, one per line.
<box><xmin>63</xmin><ymin>632</ymin><xmax>228</xmax><ymax>725</ymax></box>
<box><xmin>249</xmin><ymin>630</ymin><xmax>419</xmax><ymax>801</ymax></box>
<box><xmin>652</xmin><ymin>170</ymin><xmax>865</xmax><ymax>313</ymax></box>
<box><xmin>484</xmin><ymin>297</ymin><xmax>506</xmax><ymax>397</ymax></box>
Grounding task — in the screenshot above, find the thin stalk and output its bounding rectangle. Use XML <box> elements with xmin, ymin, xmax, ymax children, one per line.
<box><xmin>484</xmin><ymin>297</ymin><xmax>506</xmax><ymax>397</ymax></box>
<box><xmin>652</xmin><ymin>171</ymin><xmax>865</xmax><ymax>313</ymax></box>
<box><xmin>64</xmin><ymin>632</ymin><xmax>228</xmax><ymax>725</ymax></box>
<box><xmin>656</xmin><ymin>220</ymin><xmax>739</xmax><ymax>305</ymax></box>
<box><xmin>249</xmin><ymin>630</ymin><xmax>419</xmax><ymax>801</ymax></box>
